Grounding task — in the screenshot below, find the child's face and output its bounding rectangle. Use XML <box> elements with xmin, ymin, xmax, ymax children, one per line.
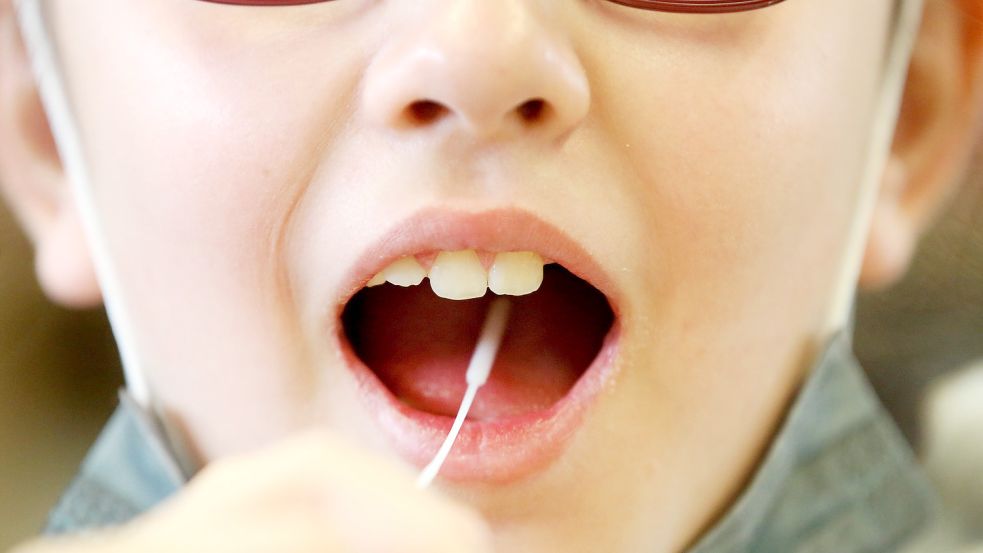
<box><xmin>48</xmin><ymin>0</ymin><xmax>892</xmax><ymax>549</ymax></box>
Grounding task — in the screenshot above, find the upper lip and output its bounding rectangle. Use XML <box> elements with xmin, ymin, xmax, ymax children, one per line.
<box><xmin>334</xmin><ymin>206</ymin><xmax>622</xmax><ymax>317</ymax></box>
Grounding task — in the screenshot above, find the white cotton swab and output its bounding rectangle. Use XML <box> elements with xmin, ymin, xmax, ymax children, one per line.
<box><xmin>416</xmin><ymin>297</ymin><xmax>512</xmax><ymax>489</ymax></box>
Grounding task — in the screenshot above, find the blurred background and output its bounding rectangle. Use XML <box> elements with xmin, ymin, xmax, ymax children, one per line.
<box><xmin>0</xmin><ymin>202</ymin><xmax>121</xmax><ymax>547</ymax></box>
<box><xmin>0</xmin><ymin>151</ymin><xmax>981</xmax><ymax>549</ymax></box>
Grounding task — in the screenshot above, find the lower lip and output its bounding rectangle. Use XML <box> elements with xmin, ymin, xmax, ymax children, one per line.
<box><xmin>336</xmin><ymin>320</ymin><xmax>622</xmax><ymax>485</ymax></box>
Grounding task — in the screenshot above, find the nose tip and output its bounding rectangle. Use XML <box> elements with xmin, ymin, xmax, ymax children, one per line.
<box><xmin>360</xmin><ymin>3</ymin><xmax>590</xmax><ymax>143</ymax></box>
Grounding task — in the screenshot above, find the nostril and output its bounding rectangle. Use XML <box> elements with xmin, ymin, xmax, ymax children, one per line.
<box><xmin>407</xmin><ymin>100</ymin><xmax>448</xmax><ymax>125</ymax></box>
<box><xmin>517</xmin><ymin>99</ymin><xmax>546</xmax><ymax>123</ymax></box>
<box><xmin>402</xmin><ymin>98</ymin><xmax>550</xmax><ymax>130</ymax></box>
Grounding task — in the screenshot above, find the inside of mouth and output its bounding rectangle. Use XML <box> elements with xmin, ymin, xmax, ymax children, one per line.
<box><xmin>341</xmin><ymin>265</ymin><xmax>614</xmax><ymax>421</ymax></box>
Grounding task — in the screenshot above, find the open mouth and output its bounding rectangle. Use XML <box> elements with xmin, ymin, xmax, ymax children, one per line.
<box><xmin>334</xmin><ymin>210</ymin><xmax>621</xmax><ymax>483</ymax></box>
<box><xmin>343</xmin><ymin>259</ymin><xmax>614</xmax><ymax>421</ymax></box>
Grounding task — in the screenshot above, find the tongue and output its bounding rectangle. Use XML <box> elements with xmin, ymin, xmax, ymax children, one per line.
<box><xmin>343</xmin><ymin>265</ymin><xmax>613</xmax><ymax>420</ymax></box>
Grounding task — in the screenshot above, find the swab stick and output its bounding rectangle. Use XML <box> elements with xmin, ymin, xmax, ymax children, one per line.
<box><xmin>416</xmin><ymin>298</ymin><xmax>511</xmax><ymax>488</ymax></box>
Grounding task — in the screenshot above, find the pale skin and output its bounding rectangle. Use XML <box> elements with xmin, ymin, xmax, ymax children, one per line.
<box><xmin>1</xmin><ymin>1</ymin><xmax>983</xmax><ymax>552</ymax></box>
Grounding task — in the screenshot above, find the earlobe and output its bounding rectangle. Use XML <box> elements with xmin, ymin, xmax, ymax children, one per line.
<box><xmin>860</xmin><ymin>158</ymin><xmax>916</xmax><ymax>291</ymax></box>
<box><xmin>0</xmin><ymin>3</ymin><xmax>102</xmax><ymax>308</ymax></box>
<box><xmin>35</xmin><ymin>202</ymin><xmax>103</xmax><ymax>308</ymax></box>
<box><xmin>860</xmin><ymin>0</ymin><xmax>983</xmax><ymax>291</ymax></box>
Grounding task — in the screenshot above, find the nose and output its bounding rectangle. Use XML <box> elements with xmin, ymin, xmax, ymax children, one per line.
<box><xmin>361</xmin><ymin>1</ymin><xmax>590</xmax><ymax>143</ymax></box>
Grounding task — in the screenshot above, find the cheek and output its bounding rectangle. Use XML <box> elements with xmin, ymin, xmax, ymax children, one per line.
<box><xmin>49</xmin><ymin>1</ymin><xmax>373</xmax><ymax>448</ymax></box>
<box><xmin>583</xmin><ymin>2</ymin><xmax>889</xmax><ymax>329</ymax></box>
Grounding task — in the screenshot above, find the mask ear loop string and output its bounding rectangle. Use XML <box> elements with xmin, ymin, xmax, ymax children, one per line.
<box><xmin>16</xmin><ymin>0</ymin><xmax>201</xmax><ymax>483</ymax></box>
<box><xmin>417</xmin><ymin>297</ymin><xmax>511</xmax><ymax>489</ymax></box>
<box><xmin>14</xmin><ymin>0</ymin><xmax>152</xmax><ymax>407</ymax></box>
<box><xmin>823</xmin><ymin>0</ymin><xmax>925</xmax><ymax>341</ymax></box>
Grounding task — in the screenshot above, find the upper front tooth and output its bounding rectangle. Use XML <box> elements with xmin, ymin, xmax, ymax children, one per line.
<box><xmin>366</xmin><ymin>272</ymin><xmax>387</xmax><ymax>287</ymax></box>
<box><xmin>383</xmin><ymin>256</ymin><xmax>427</xmax><ymax>287</ymax></box>
<box><xmin>489</xmin><ymin>252</ymin><xmax>544</xmax><ymax>296</ymax></box>
<box><xmin>429</xmin><ymin>250</ymin><xmax>487</xmax><ymax>300</ymax></box>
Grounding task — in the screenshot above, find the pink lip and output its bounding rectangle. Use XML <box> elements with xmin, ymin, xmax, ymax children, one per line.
<box><xmin>333</xmin><ymin>208</ymin><xmax>623</xmax><ymax>484</ymax></box>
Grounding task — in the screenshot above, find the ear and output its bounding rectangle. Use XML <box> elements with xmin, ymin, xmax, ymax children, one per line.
<box><xmin>0</xmin><ymin>1</ymin><xmax>100</xmax><ymax>308</ymax></box>
<box><xmin>861</xmin><ymin>0</ymin><xmax>983</xmax><ymax>290</ymax></box>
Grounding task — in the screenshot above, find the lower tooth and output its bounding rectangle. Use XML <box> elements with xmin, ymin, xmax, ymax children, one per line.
<box><xmin>429</xmin><ymin>250</ymin><xmax>487</xmax><ymax>300</ymax></box>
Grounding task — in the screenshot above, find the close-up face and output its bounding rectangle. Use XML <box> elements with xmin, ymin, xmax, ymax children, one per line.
<box><xmin>22</xmin><ymin>0</ymin><xmax>905</xmax><ymax>550</ymax></box>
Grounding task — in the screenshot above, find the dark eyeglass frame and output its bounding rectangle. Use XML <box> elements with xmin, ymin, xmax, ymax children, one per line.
<box><xmin>199</xmin><ymin>0</ymin><xmax>788</xmax><ymax>14</ymax></box>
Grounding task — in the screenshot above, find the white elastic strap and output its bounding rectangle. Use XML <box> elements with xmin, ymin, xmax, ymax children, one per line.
<box><xmin>823</xmin><ymin>0</ymin><xmax>925</xmax><ymax>338</ymax></box>
<box><xmin>14</xmin><ymin>0</ymin><xmax>152</xmax><ymax>407</ymax></box>
<box><xmin>416</xmin><ymin>298</ymin><xmax>511</xmax><ymax>488</ymax></box>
